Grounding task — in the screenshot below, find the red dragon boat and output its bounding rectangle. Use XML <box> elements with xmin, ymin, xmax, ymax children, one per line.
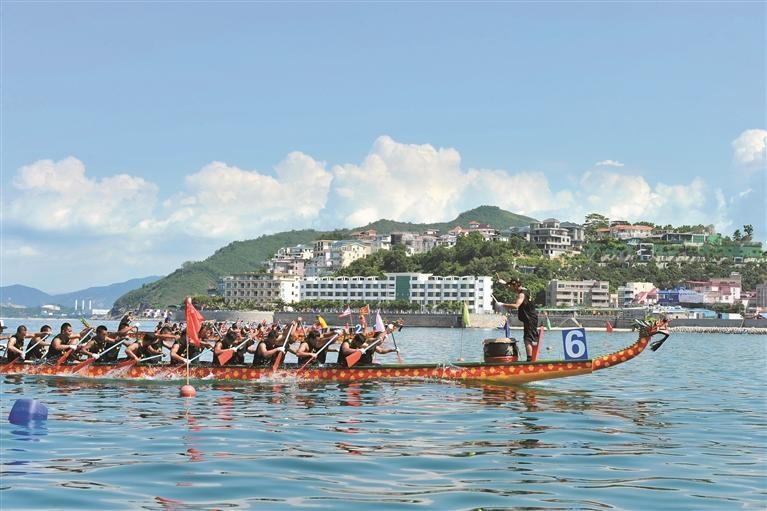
<box><xmin>0</xmin><ymin>323</ymin><xmax>667</xmax><ymax>385</ymax></box>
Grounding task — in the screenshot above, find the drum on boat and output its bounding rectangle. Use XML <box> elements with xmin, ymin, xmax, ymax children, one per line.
<box><xmin>483</xmin><ymin>338</ymin><xmax>518</xmax><ymax>363</ymax></box>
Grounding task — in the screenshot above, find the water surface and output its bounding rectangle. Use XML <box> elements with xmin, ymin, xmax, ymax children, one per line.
<box><xmin>1</xmin><ymin>323</ymin><xmax>765</xmax><ymax>510</ymax></box>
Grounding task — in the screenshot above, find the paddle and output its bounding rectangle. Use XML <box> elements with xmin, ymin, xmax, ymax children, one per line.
<box><xmin>390</xmin><ymin>330</ymin><xmax>403</xmax><ymax>364</ymax></box>
<box><xmin>271</xmin><ymin>323</ymin><xmax>295</xmax><ymax>372</ymax></box>
<box><xmin>185</xmin><ymin>346</ymin><xmax>213</xmax><ymax>365</ymax></box>
<box><xmin>346</xmin><ymin>336</ymin><xmax>385</xmax><ymax>368</ymax></box>
<box><xmin>217</xmin><ymin>336</ymin><xmax>252</xmax><ymax>366</ymax></box>
<box><xmin>114</xmin><ymin>353</ymin><xmax>163</xmax><ymax>369</ymax></box>
<box><xmin>297</xmin><ymin>333</ymin><xmax>339</xmax><ymax>373</ymax></box>
<box><xmin>0</xmin><ymin>333</ymin><xmax>49</xmax><ymax>370</ymax></box>
<box><xmin>55</xmin><ymin>329</ymin><xmax>95</xmax><ymax>367</ymax></box>
<box><xmin>71</xmin><ymin>338</ymin><xmax>126</xmax><ymax>373</ymax></box>
<box><xmin>22</xmin><ymin>333</ymin><xmax>51</xmax><ymax>358</ymax></box>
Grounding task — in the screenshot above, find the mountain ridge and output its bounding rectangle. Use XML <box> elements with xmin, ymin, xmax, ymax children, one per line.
<box><xmin>0</xmin><ymin>276</ymin><xmax>162</xmax><ymax>309</ymax></box>
<box><xmin>112</xmin><ymin>205</ymin><xmax>537</xmax><ymax>310</ymax></box>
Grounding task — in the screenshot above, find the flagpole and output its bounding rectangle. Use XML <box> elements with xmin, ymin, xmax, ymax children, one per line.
<box><xmin>180</xmin><ymin>296</ymin><xmax>202</xmax><ymax>398</ymax></box>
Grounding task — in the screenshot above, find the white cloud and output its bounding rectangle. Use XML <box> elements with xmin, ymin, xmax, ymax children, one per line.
<box><xmin>595</xmin><ymin>159</ymin><xmax>625</xmax><ymax>167</ymax></box>
<box><xmin>8</xmin><ymin>156</ymin><xmax>158</xmax><ymax>234</ymax></box>
<box><xmin>732</xmin><ymin>129</ymin><xmax>767</xmax><ymax>168</ymax></box>
<box><xmin>2</xmin><ymin>135</ymin><xmax>763</xmax><ymax>292</ymax></box>
<box><xmin>327</xmin><ymin>135</ymin><xmax>466</xmax><ymax>226</ymax></box>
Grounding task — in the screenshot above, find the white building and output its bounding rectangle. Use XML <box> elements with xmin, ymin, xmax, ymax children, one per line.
<box><xmin>221</xmin><ymin>273</ymin><xmax>301</xmax><ymax>305</ymax></box>
<box><xmin>301</xmin><ymin>272</ymin><xmax>494</xmax><ymax>313</ymax></box>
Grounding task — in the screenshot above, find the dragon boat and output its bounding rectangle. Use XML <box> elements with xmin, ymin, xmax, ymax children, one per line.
<box><xmin>0</xmin><ymin>323</ymin><xmax>667</xmax><ymax>385</ymax></box>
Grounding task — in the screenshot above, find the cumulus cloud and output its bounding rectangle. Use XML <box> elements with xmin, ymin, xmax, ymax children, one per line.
<box><xmin>1</xmin><ymin>135</ymin><xmax>762</xmax><ymax>292</ymax></box>
<box><xmin>732</xmin><ymin>129</ymin><xmax>767</xmax><ymax>168</ymax></box>
<box><xmin>327</xmin><ymin>136</ymin><xmax>466</xmax><ymax>226</ymax></box>
<box><xmin>595</xmin><ymin>159</ymin><xmax>625</xmax><ymax>167</ymax></box>
<box><xmin>166</xmin><ymin>152</ymin><xmax>333</xmax><ymax>239</ymax></box>
<box><xmin>8</xmin><ymin>157</ymin><xmax>158</xmax><ymax>234</ymax></box>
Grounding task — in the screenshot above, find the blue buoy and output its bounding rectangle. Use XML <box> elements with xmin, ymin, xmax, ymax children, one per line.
<box><xmin>8</xmin><ymin>398</ymin><xmax>48</xmax><ymax>425</ymax></box>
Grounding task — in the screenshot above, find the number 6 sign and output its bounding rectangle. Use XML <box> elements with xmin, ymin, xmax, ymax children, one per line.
<box><xmin>562</xmin><ymin>328</ymin><xmax>589</xmax><ymax>360</ymax></box>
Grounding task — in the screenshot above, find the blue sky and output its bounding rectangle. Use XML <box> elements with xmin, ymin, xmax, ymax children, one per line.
<box><xmin>1</xmin><ymin>2</ymin><xmax>765</xmax><ymax>294</ymax></box>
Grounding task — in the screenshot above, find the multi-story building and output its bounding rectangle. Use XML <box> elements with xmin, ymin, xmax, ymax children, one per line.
<box><xmin>221</xmin><ymin>273</ymin><xmax>301</xmax><ymax>305</ymax></box>
<box><xmin>755</xmin><ymin>283</ymin><xmax>767</xmax><ymax>310</ymax></box>
<box><xmin>301</xmin><ymin>272</ymin><xmax>494</xmax><ymax>313</ymax></box>
<box><xmin>616</xmin><ymin>282</ymin><xmax>658</xmax><ymax>306</ymax></box>
<box><xmin>546</xmin><ymin>279</ymin><xmax>611</xmax><ymax>307</ymax></box>
<box><xmin>598</xmin><ymin>224</ymin><xmax>655</xmax><ymax>240</ymax></box>
<box><xmin>529</xmin><ymin>219</ymin><xmax>578</xmax><ymax>258</ymax></box>
<box><xmin>390</xmin><ymin>231</ymin><xmax>439</xmax><ymax>255</ymax></box>
<box><xmin>467</xmin><ymin>221</ymin><xmax>498</xmax><ymax>240</ymax></box>
<box><xmin>685</xmin><ymin>273</ymin><xmax>742</xmax><ymax>305</ymax></box>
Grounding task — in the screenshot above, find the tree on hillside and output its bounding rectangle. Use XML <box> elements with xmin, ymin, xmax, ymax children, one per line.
<box><xmin>743</xmin><ymin>224</ymin><xmax>754</xmax><ymax>242</ymax></box>
<box><xmin>382</xmin><ymin>245</ymin><xmax>412</xmax><ymax>272</ymax></box>
<box><xmin>583</xmin><ymin>213</ymin><xmax>609</xmax><ymax>240</ymax></box>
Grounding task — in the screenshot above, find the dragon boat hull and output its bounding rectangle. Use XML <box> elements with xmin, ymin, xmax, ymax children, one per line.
<box><xmin>0</xmin><ymin>330</ymin><xmax>654</xmax><ymax>385</ymax></box>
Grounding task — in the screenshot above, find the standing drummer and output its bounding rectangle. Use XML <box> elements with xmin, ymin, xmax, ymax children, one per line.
<box><xmin>494</xmin><ymin>277</ymin><xmax>539</xmax><ymax>362</ymax></box>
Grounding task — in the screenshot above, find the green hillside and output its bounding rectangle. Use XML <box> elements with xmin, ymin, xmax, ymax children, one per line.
<box><xmin>112</xmin><ymin>206</ymin><xmax>538</xmax><ymax>311</ymax></box>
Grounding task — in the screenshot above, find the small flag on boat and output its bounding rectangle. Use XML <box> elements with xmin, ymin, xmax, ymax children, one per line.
<box><xmin>504</xmin><ymin>318</ymin><xmax>511</xmax><ymax>338</ymax></box>
<box><xmin>338</xmin><ymin>306</ymin><xmax>352</xmax><ymax>318</ymax></box>
<box><xmin>462</xmin><ymin>302</ymin><xmax>471</xmax><ymax>328</ymax></box>
<box><xmin>185</xmin><ymin>297</ymin><xmax>204</xmax><ymax>346</ymax></box>
<box><xmin>359</xmin><ymin>304</ymin><xmax>370</xmax><ymax>315</ymax></box>
<box><xmin>374</xmin><ymin>310</ymin><xmax>386</xmax><ymax>333</ymax></box>
<box><xmin>545</xmin><ymin>313</ymin><xmax>552</xmax><ymax>331</ymax></box>
<box><xmin>606</xmin><ymin>321</ymin><xmax>613</xmax><ymax>333</ymax></box>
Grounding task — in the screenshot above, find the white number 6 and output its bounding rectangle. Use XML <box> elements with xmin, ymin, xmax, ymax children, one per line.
<box><xmin>562</xmin><ymin>328</ymin><xmax>589</xmax><ymax>360</ymax></box>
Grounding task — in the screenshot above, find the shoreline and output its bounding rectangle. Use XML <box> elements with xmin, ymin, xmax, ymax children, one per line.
<box><xmin>5</xmin><ymin>314</ymin><xmax>766</xmax><ymax>335</ymax></box>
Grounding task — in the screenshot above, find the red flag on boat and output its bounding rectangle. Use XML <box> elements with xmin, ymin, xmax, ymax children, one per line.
<box><xmin>185</xmin><ymin>297</ymin><xmax>204</xmax><ymax>346</ymax></box>
<box><xmin>606</xmin><ymin>321</ymin><xmax>613</xmax><ymax>333</ymax></box>
<box><xmin>359</xmin><ymin>304</ymin><xmax>370</xmax><ymax>315</ymax></box>
<box><xmin>338</xmin><ymin>306</ymin><xmax>352</xmax><ymax>318</ymax></box>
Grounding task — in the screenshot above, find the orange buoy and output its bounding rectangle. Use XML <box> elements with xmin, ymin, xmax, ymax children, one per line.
<box><xmin>179</xmin><ymin>384</ymin><xmax>196</xmax><ymax>398</ymax></box>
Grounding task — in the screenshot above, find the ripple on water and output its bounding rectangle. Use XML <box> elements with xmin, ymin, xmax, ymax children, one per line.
<box><xmin>1</xmin><ymin>330</ymin><xmax>765</xmax><ymax>510</ymax></box>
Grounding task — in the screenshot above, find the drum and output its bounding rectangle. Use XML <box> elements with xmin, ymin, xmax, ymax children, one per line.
<box><xmin>483</xmin><ymin>338</ymin><xmax>519</xmax><ymax>363</ymax></box>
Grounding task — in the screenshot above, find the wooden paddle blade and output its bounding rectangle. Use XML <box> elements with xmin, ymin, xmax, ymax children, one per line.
<box><xmin>72</xmin><ymin>357</ymin><xmax>96</xmax><ymax>373</ymax></box>
<box><xmin>116</xmin><ymin>358</ymin><xmax>138</xmax><ymax>369</ymax></box>
<box><xmin>271</xmin><ymin>351</ymin><xmax>284</xmax><ymax>372</ymax></box>
<box><xmin>346</xmin><ymin>349</ymin><xmax>363</xmax><ymax>368</ymax></box>
<box><xmin>218</xmin><ymin>348</ymin><xmax>234</xmax><ymax>366</ymax></box>
<box><xmin>55</xmin><ymin>348</ymin><xmax>74</xmax><ymax>367</ymax></box>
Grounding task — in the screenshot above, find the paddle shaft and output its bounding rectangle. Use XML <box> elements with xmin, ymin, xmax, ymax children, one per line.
<box><xmin>271</xmin><ymin>323</ymin><xmax>295</xmax><ymax>372</ymax></box>
<box><xmin>186</xmin><ymin>346</ymin><xmax>212</xmax><ymax>365</ymax></box>
<box><xmin>72</xmin><ymin>338</ymin><xmax>126</xmax><ymax>372</ymax></box>
<box><xmin>55</xmin><ymin>329</ymin><xmax>96</xmax><ymax>366</ymax></box>
<box><xmin>217</xmin><ymin>337</ymin><xmax>252</xmax><ymax>366</ymax></box>
<box><xmin>0</xmin><ymin>334</ymin><xmax>49</xmax><ymax>369</ymax></box>
<box><xmin>346</xmin><ymin>336</ymin><xmax>385</xmax><ymax>368</ymax></box>
<box><xmin>116</xmin><ymin>353</ymin><xmax>162</xmax><ymax>368</ymax></box>
<box><xmin>297</xmin><ymin>334</ymin><xmax>339</xmax><ymax>372</ymax></box>
<box><xmin>22</xmin><ymin>333</ymin><xmax>51</xmax><ymax>357</ymax></box>
<box><xmin>390</xmin><ymin>331</ymin><xmax>403</xmax><ymax>363</ymax></box>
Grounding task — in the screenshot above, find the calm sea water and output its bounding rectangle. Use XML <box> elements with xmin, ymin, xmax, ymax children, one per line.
<box><xmin>1</xmin><ymin>320</ymin><xmax>765</xmax><ymax>510</ymax></box>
